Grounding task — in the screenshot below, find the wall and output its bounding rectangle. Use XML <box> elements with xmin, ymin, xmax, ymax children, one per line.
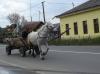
<box><xmin>60</xmin><ymin>8</ymin><xmax>100</xmax><ymax>39</ymax></box>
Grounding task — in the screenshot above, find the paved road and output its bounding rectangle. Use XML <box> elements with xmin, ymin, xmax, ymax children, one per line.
<box><xmin>0</xmin><ymin>44</ymin><xmax>100</xmax><ymax>74</ymax></box>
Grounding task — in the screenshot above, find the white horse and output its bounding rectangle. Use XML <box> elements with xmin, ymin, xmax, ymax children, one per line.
<box><xmin>27</xmin><ymin>22</ymin><xmax>54</xmax><ymax>60</ymax></box>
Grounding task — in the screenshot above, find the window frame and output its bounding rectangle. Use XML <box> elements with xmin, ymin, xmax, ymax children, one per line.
<box><xmin>93</xmin><ymin>18</ymin><xmax>99</xmax><ymax>33</ymax></box>
<box><xmin>83</xmin><ymin>21</ymin><xmax>88</xmax><ymax>34</ymax></box>
<box><xmin>74</xmin><ymin>22</ymin><xmax>78</xmax><ymax>35</ymax></box>
<box><xmin>65</xmin><ymin>24</ymin><xmax>70</xmax><ymax>35</ymax></box>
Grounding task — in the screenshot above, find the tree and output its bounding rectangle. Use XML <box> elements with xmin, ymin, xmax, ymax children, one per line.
<box><xmin>7</xmin><ymin>13</ymin><xmax>20</xmax><ymax>24</ymax></box>
<box><xmin>7</xmin><ymin>13</ymin><xmax>21</xmax><ymax>36</ymax></box>
<box><xmin>7</xmin><ymin>13</ymin><xmax>28</xmax><ymax>36</ymax></box>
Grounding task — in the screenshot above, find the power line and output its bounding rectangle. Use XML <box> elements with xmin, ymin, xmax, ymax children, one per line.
<box><xmin>47</xmin><ymin>2</ymin><xmax>68</xmax><ymax>4</ymax></box>
<box><xmin>18</xmin><ymin>3</ymin><xmax>41</xmax><ymax>13</ymax></box>
<box><xmin>5</xmin><ymin>1</ymin><xmax>79</xmax><ymax>22</ymax></box>
<box><xmin>18</xmin><ymin>2</ymin><xmax>74</xmax><ymax>13</ymax></box>
<box><xmin>14</xmin><ymin>2</ymin><xmax>76</xmax><ymax>14</ymax></box>
<box><xmin>46</xmin><ymin>2</ymin><xmax>75</xmax><ymax>5</ymax></box>
<box><xmin>47</xmin><ymin>2</ymin><xmax>81</xmax><ymax>4</ymax></box>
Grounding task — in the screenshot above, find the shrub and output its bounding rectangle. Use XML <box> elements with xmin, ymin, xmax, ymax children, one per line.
<box><xmin>48</xmin><ymin>37</ymin><xmax>100</xmax><ymax>45</ymax></box>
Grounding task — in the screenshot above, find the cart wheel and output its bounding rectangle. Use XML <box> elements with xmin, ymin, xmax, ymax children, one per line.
<box><xmin>19</xmin><ymin>47</ymin><xmax>26</xmax><ymax>57</ymax></box>
<box><xmin>6</xmin><ymin>46</ymin><xmax>11</xmax><ymax>55</ymax></box>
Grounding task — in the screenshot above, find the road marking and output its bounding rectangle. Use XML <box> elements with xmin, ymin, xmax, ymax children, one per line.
<box><xmin>0</xmin><ymin>59</ymin><xmax>28</xmax><ymax>69</ymax></box>
<box><xmin>0</xmin><ymin>58</ymin><xmax>69</xmax><ymax>73</ymax></box>
<box><xmin>50</xmin><ymin>50</ymin><xmax>100</xmax><ymax>55</ymax></box>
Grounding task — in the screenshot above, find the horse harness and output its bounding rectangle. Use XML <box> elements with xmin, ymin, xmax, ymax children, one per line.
<box><xmin>37</xmin><ymin>27</ymin><xmax>48</xmax><ymax>38</ymax></box>
<box><xmin>37</xmin><ymin>25</ymin><xmax>51</xmax><ymax>39</ymax></box>
<box><xmin>38</xmin><ymin>32</ymin><xmax>48</xmax><ymax>38</ymax></box>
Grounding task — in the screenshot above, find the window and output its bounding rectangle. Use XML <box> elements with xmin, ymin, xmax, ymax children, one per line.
<box><xmin>93</xmin><ymin>18</ymin><xmax>99</xmax><ymax>33</ymax></box>
<box><xmin>74</xmin><ymin>22</ymin><xmax>78</xmax><ymax>35</ymax></box>
<box><xmin>66</xmin><ymin>24</ymin><xmax>69</xmax><ymax>35</ymax></box>
<box><xmin>83</xmin><ymin>21</ymin><xmax>88</xmax><ymax>34</ymax></box>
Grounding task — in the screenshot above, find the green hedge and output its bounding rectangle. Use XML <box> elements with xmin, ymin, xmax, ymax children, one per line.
<box><xmin>48</xmin><ymin>37</ymin><xmax>100</xmax><ymax>45</ymax></box>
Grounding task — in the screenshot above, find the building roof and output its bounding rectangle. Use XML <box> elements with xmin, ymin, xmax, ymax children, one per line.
<box><xmin>22</xmin><ymin>21</ymin><xmax>44</xmax><ymax>32</ymax></box>
<box><xmin>57</xmin><ymin>0</ymin><xmax>100</xmax><ymax>17</ymax></box>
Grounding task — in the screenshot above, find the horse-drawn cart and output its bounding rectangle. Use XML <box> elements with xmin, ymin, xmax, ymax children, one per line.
<box><xmin>5</xmin><ymin>37</ymin><xmax>40</xmax><ymax>57</ymax></box>
<box><xmin>5</xmin><ymin>22</ymin><xmax>43</xmax><ymax>57</ymax></box>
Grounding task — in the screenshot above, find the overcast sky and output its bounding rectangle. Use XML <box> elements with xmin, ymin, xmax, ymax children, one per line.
<box><xmin>0</xmin><ymin>0</ymin><xmax>88</xmax><ymax>28</ymax></box>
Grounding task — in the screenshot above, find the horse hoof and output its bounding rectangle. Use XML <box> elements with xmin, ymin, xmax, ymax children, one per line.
<box><xmin>41</xmin><ymin>57</ymin><xmax>45</xmax><ymax>60</ymax></box>
<box><xmin>42</xmin><ymin>53</ymin><xmax>46</xmax><ymax>56</ymax></box>
<box><xmin>6</xmin><ymin>46</ymin><xmax>11</xmax><ymax>56</ymax></box>
<box><xmin>33</xmin><ymin>54</ymin><xmax>36</xmax><ymax>58</ymax></box>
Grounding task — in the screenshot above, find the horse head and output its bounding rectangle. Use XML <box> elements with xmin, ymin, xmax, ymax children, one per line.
<box><xmin>45</xmin><ymin>22</ymin><xmax>54</xmax><ymax>32</ymax></box>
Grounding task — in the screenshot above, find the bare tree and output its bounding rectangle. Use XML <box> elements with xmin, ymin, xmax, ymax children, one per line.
<box><xmin>7</xmin><ymin>13</ymin><xmax>20</xmax><ymax>24</ymax></box>
<box><xmin>7</xmin><ymin>13</ymin><xmax>21</xmax><ymax>36</ymax></box>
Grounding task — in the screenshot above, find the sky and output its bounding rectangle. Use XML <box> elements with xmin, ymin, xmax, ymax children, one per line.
<box><xmin>0</xmin><ymin>0</ymin><xmax>88</xmax><ymax>28</ymax></box>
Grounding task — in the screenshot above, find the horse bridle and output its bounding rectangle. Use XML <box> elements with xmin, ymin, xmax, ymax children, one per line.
<box><xmin>38</xmin><ymin>26</ymin><xmax>48</xmax><ymax>38</ymax></box>
<box><xmin>38</xmin><ymin>25</ymin><xmax>53</xmax><ymax>38</ymax></box>
<box><xmin>38</xmin><ymin>32</ymin><xmax>48</xmax><ymax>38</ymax></box>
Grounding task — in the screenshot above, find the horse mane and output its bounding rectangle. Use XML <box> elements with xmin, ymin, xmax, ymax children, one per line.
<box><xmin>37</xmin><ymin>24</ymin><xmax>46</xmax><ymax>32</ymax></box>
<box><xmin>37</xmin><ymin>22</ymin><xmax>53</xmax><ymax>32</ymax></box>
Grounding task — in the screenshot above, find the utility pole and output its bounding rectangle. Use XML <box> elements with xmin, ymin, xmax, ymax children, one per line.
<box><xmin>72</xmin><ymin>2</ymin><xmax>75</xmax><ymax>8</ymax></box>
<box><xmin>39</xmin><ymin>10</ymin><xmax>41</xmax><ymax>21</ymax></box>
<box><xmin>41</xmin><ymin>1</ymin><xmax>46</xmax><ymax>23</ymax></box>
<box><xmin>30</xmin><ymin>0</ymin><xmax>32</xmax><ymax>21</ymax></box>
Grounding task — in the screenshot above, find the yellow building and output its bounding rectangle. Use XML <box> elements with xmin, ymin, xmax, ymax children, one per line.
<box><xmin>57</xmin><ymin>0</ymin><xmax>100</xmax><ymax>39</ymax></box>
